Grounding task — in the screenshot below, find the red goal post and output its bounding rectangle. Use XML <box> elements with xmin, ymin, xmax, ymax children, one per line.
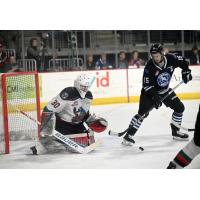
<box><xmin>0</xmin><ymin>72</ymin><xmax>41</xmax><ymax>154</ymax></box>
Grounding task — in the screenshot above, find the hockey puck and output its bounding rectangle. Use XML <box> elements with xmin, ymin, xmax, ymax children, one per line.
<box><xmin>139</xmin><ymin>146</ymin><xmax>144</xmax><ymax>151</ymax></box>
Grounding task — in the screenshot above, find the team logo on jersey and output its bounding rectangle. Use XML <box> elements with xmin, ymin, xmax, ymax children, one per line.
<box><xmin>157</xmin><ymin>72</ymin><xmax>171</xmax><ymax>87</ymax></box>
<box><xmin>60</xmin><ymin>91</ymin><xmax>69</xmax><ymax>100</ymax></box>
<box><xmin>72</xmin><ymin>107</ymin><xmax>87</xmax><ymax>122</ymax></box>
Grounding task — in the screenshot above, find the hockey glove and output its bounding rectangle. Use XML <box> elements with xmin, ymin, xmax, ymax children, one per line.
<box><xmin>85</xmin><ymin>114</ymin><xmax>108</xmax><ymax>133</ymax></box>
<box><xmin>182</xmin><ymin>69</ymin><xmax>192</xmax><ymax>84</ymax></box>
<box><xmin>152</xmin><ymin>95</ymin><xmax>162</xmax><ymax>109</ymax></box>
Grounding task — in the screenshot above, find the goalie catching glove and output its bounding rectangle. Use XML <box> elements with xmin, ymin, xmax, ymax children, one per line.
<box><xmin>85</xmin><ymin>114</ymin><xmax>108</xmax><ymax>133</ymax></box>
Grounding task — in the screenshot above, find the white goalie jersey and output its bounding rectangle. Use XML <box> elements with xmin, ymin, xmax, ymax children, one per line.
<box><xmin>46</xmin><ymin>87</ymin><xmax>93</xmax><ymax>123</ymax></box>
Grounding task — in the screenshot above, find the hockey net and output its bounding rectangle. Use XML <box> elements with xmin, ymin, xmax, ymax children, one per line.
<box><xmin>0</xmin><ymin>72</ymin><xmax>41</xmax><ymax>154</ymax></box>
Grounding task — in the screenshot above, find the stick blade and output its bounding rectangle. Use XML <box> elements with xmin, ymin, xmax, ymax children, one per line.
<box><xmin>108</xmin><ymin>128</ymin><xmax>128</xmax><ymax>137</ymax></box>
<box><xmin>84</xmin><ymin>139</ymin><xmax>102</xmax><ymax>153</ymax></box>
<box><xmin>108</xmin><ymin>130</ymin><xmax>120</xmax><ymax>136</ymax></box>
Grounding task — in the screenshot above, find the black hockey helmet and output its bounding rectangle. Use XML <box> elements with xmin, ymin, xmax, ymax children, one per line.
<box><xmin>150</xmin><ymin>43</ymin><xmax>163</xmax><ymax>55</ymax></box>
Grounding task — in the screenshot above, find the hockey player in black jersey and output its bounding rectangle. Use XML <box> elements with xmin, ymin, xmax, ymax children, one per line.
<box><xmin>123</xmin><ymin>43</ymin><xmax>192</xmax><ymax>146</ymax></box>
<box><xmin>31</xmin><ymin>74</ymin><xmax>107</xmax><ymax>154</ymax></box>
<box><xmin>167</xmin><ymin>105</ymin><xmax>200</xmax><ymax>169</ymax></box>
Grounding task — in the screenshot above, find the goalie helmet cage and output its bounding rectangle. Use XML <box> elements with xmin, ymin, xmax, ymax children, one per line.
<box><xmin>0</xmin><ymin>72</ymin><xmax>41</xmax><ymax>154</ymax></box>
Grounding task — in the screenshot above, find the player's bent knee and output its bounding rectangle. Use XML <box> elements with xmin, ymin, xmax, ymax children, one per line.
<box><xmin>174</xmin><ymin>102</ymin><xmax>185</xmax><ymax>113</ymax></box>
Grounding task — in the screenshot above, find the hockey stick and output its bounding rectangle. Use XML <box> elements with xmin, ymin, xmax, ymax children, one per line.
<box><xmin>53</xmin><ymin>131</ymin><xmax>101</xmax><ymax>154</ymax></box>
<box><xmin>109</xmin><ymin>80</ymin><xmax>185</xmax><ymax>137</ymax></box>
<box><xmin>89</xmin><ymin>76</ymin><xmax>96</xmax><ymax>88</ymax></box>
<box><xmin>170</xmin><ymin>121</ymin><xmax>195</xmax><ymax>132</ymax></box>
<box><xmin>13</xmin><ymin>106</ymin><xmax>41</xmax><ymax>125</ymax></box>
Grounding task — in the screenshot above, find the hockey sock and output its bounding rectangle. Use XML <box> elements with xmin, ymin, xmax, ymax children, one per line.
<box><xmin>173</xmin><ymin>139</ymin><xmax>200</xmax><ymax>168</ymax></box>
<box><xmin>129</xmin><ymin>114</ymin><xmax>143</xmax><ymax>134</ymax></box>
<box><xmin>171</xmin><ymin>112</ymin><xmax>183</xmax><ymax>128</ymax></box>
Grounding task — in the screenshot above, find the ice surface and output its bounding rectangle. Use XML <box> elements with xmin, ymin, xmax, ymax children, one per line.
<box><xmin>0</xmin><ymin>100</ymin><xmax>199</xmax><ymax>169</ymax></box>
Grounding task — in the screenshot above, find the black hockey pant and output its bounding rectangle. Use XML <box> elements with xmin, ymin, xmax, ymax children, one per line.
<box><xmin>55</xmin><ymin>117</ymin><xmax>87</xmax><ymax>135</ymax></box>
<box><xmin>138</xmin><ymin>89</ymin><xmax>185</xmax><ymax>118</ymax></box>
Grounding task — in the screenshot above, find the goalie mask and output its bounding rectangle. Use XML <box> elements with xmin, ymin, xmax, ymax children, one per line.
<box><xmin>86</xmin><ymin>117</ymin><xmax>108</xmax><ymax>133</ymax></box>
<box><xmin>74</xmin><ymin>74</ymin><xmax>90</xmax><ymax>98</ymax></box>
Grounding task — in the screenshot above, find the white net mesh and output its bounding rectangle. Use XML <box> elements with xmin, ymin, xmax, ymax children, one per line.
<box><xmin>0</xmin><ymin>73</ymin><xmax>40</xmax><ymax>154</ymax></box>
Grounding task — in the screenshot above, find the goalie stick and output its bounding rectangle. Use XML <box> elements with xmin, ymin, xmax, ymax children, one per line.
<box><xmin>53</xmin><ymin>131</ymin><xmax>101</xmax><ymax>154</ymax></box>
<box><xmin>109</xmin><ymin>80</ymin><xmax>185</xmax><ymax>137</ymax></box>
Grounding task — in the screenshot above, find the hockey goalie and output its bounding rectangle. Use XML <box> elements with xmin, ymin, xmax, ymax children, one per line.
<box><xmin>31</xmin><ymin>74</ymin><xmax>107</xmax><ymax>154</ymax></box>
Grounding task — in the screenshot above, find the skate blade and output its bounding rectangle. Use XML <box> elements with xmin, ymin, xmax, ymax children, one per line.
<box><xmin>173</xmin><ymin>136</ymin><xmax>189</xmax><ymax>141</ymax></box>
<box><xmin>121</xmin><ymin>141</ymin><xmax>134</xmax><ymax>146</ymax></box>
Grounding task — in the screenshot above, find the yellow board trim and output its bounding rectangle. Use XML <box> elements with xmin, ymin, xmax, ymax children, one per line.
<box><xmin>176</xmin><ymin>93</ymin><xmax>200</xmax><ymax>100</ymax></box>
<box><xmin>40</xmin><ymin>92</ymin><xmax>200</xmax><ymax>108</ymax></box>
<box><xmin>91</xmin><ymin>93</ymin><xmax>200</xmax><ymax>105</ymax></box>
<box><xmin>6</xmin><ymin>93</ymin><xmax>200</xmax><ymax>113</ymax></box>
<box><xmin>7</xmin><ymin>104</ymin><xmax>37</xmax><ymax>113</ymax></box>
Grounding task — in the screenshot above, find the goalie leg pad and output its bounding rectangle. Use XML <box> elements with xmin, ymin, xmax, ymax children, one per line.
<box><xmin>64</xmin><ymin>131</ymin><xmax>95</xmax><ymax>153</ymax></box>
<box><xmin>40</xmin><ymin>135</ymin><xmax>67</xmax><ymax>153</ymax></box>
<box><xmin>39</xmin><ymin>132</ymin><xmax>95</xmax><ymax>154</ymax></box>
<box><xmin>67</xmin><ymin>132</ymin><xmax>95</xmax><ymax>146</ymax></box>
<box><xmin>40</xmin><ymin>110</ymin><xmax>55</xmax><ymax>136</ymax></box>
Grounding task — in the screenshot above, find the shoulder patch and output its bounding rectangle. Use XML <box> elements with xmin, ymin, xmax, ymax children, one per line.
<box><xmin>59</xmin><ymin>87</ymin><xmax>79</xmax><ymax>101</ymax></box>
<box><xmin>60</xmin><ymin>90</ymin><xmax>69</xmax><ymax>100</ymax></box>
<box><xmin>85</xmin><ymin>91</ymin><xmax>93</xmax><ymax>100</ymax></box>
